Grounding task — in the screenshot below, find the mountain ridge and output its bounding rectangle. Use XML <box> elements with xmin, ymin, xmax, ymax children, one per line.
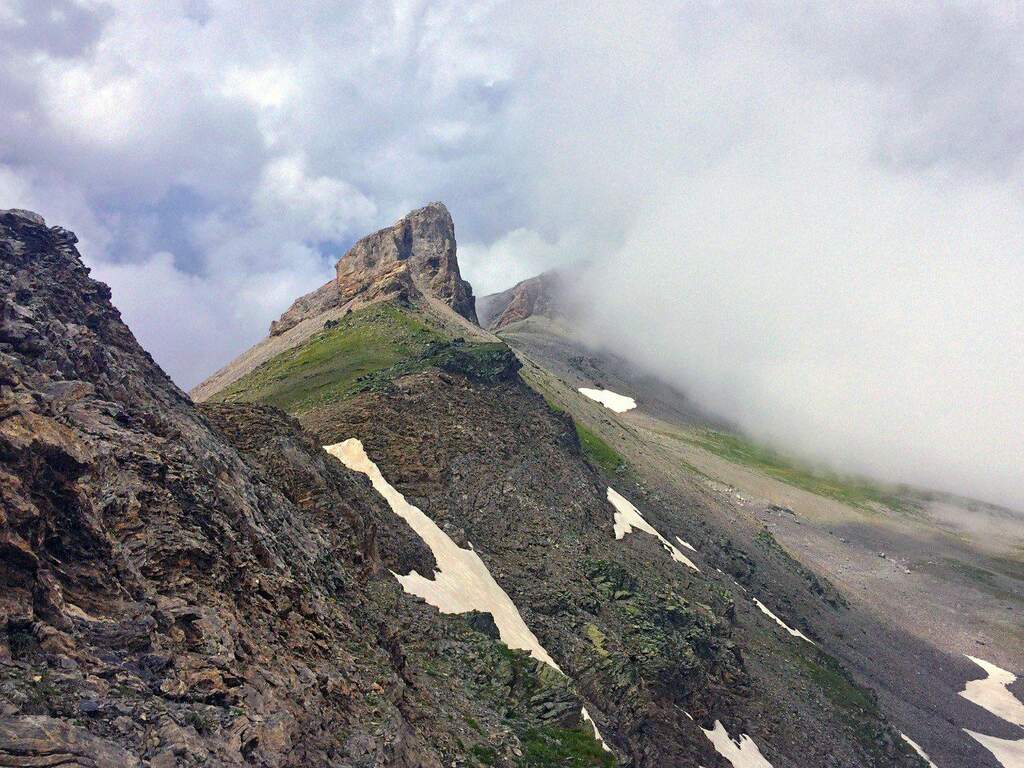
<box><xmin>5</xmin><ymin>204</ymin><xmax>1010</xmax><ymax>767</ymax></box>
<box><xmin>191</xmin><ymin>202</ymin><xmax>480</xmax><ymax>403</ymax></box>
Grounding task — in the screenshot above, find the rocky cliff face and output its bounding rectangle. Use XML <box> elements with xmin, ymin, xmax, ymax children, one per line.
<box><xmin>270</xmin><ymin>203</ymin><xmax>477</xmax><ymax>339</ymax></box>
<box><xmin>195</xmin><ymin>203</ymin><xmax>479</xmax><ymax>404</ymax></box>
<box><xmin>335</xmin><ymin>202</ymin><xmax>477</xmax><ymax>325</ymax></box>
<box><xmin>477</xmin><ymin>270</ymin><xmax>566</xmax><ymax>331</ymax></box>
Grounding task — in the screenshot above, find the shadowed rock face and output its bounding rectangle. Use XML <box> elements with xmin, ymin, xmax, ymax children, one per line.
<box><xmin>270</xmin><ymin>203</ymin><xmax>478</xmax><ymax>338</ymax></box>
<box><xmin>0</xmin><ymin>207</ymin><xmax>391</xmax><ymax>765</ymax></box>
<box><xmin>477</xmin><ymin>270</ymin><xmax>566</xmax><ymax>331</ymax></box>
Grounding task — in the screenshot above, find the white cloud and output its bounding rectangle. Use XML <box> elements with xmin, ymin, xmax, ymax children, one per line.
<box><xmin>253</xmin><ymin>155</ymin><xmax>377</xmax><ymax>241</ymax></box>
<box><xmin>1</xmin><ymin>1</ymin><xmax>1022</xmax><ymax>507</ymax></box>
<box><xmin>459</xmin><ymin>228</ymin><xmax>581</xmax><ymax>296</ymax></box>
<box><xmin>221</xmin><ymin>65</ymin><xmax>296</xmax><ymax>111</ymax></box>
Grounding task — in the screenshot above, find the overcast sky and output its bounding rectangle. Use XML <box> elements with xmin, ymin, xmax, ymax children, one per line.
<box><xmin>2</xmin><ymin>1</ymin><xmax>1022</xmax><ymax>508</ymax></box>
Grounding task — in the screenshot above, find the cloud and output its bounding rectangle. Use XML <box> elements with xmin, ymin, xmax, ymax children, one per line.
<box><xmin>459</xmin><ymin>228</ymin><xmax>582</xmax><ymax>297</ymax></box>
<box><xmin>0</xmin><ymin>0</ymin><xmax>1021</xmax><ymax>507</ymax></box>
<box><xmin>253</xmin><ymin>155</ymin><xmax>377</xmax><ymax>241</ymax></box>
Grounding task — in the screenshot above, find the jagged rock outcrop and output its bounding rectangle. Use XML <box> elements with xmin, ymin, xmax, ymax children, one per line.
<box><xmin>195</xmin><ymin>203</ymin><xmax>478</xmax><ymax>403</ymax></box>
<box><xmin>0</xmin><ymin>207</ymin><xmax>392</xmax><ymax>764</ymax></box>
<box><xmin>336</xmin><ymin>202</ymin><xmax>477</xmax><ymax>324</ymax></box>
<box><xmin>478</xmin><ymin>270</ymin><xmax>566</xmax><ymax>331</ymax></box>
<box><xmin>269</xmin><ymin>202</ymin><xmax>476</xmax><ymax>339</ymax></box>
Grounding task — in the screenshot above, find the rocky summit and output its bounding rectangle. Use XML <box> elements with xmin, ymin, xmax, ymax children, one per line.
<box><xmin>271</xmin><ymin>202</ymin><xmax>477</xmax><ymax>339</ymax></box>
<box><xmin>477</xmin><ymin>270</ymin><xmax>567</xmax><ymax>332</ymax></box>
<box><xmin>1</xmin><ymin>204</ymin><xmax>1013</xmax><ymax>767</ymax></box>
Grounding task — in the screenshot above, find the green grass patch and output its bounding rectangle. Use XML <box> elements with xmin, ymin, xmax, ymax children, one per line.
<box><xmin>211</xmin><ymin>303</ymin><xmax>442</xmax><ymax>412</ymax></box>
<box><xmin>470</xmin><ymin>744</ymin><xmax>498</xmax><ymax>765</ymax></box>
<box><xmin>212</xmin><ymin>302</ymin><xmax>521</xmax><ymax>414</ymax></box>
<box><xmin>575</xmin><ymin>422</ymin><xmax>623</xmax><ymax>474</ymax></box>
<box><xmin>792</xmin><ymin>648</ymin><xmax>921</xmax><ymax>764</ymax></box>
<box><xmin>799</xmin><ymin>651</ymin><xmax>876</xmax><ymax>714</ymax></box>
<box><xmin>522</xmin><ymin>726</ymin><xmax>615</xmax><ymax>767</ymax></box>
<box><xmin>917</xmin><ymin>557</ymin><xmax>1021</xmax><ymax>602</ymax></box>
<box><xmin>684</xmin><ymin>428</ymin><xmax>910</xmax><ymax>513</ymax></box>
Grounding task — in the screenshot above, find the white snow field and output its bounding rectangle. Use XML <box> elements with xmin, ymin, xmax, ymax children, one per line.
<box><xmin>326</xmin><ymin>439</ymin><xmax>560</xmax><ymax>668</ymax></box>
<box><xmin>582</xmin><ymin>706</ymin><xmax>611</xmax><ymax>751</ymax></box>
<box><xmin>701</xmin><ymin>720</ymin><xmax>774</xmax><ymax>768</ymax></box>
<box><xmin>578</xmin><ymin>387</ymin><xmax>637</xmax><ymax>413</ymax></box>
<box><xmin>606</xmin><ymin>487</ymin><xmax>699</xmax><ymax>571</ymax></box>
<box><xmin>960</xmin><ymin>656</ymin><xmax>1024</xmax><ymax>727</ymax></box>
<box><xmin>964</xmin><ymin>729</ymin><xmax>1024</xmax><ymax>768</ymax></box>
<box><xmin>752</xmin><ymin>598</ymin><xmax>815</xmax><ymax>645</ymax></box>
<box><xmin>325</xmin><ymin>438</ymin><xmax>609</xmax><ymax>747</ymax></box>
<box><xmin>900</xmin><ymin>733</ymin><xmax>938</xmax><ymax>768</ymax></box>
<box><xmin>957</xmin><ymin>655</ymin><xmax>1024</xmax><ymax>768</ymax></box>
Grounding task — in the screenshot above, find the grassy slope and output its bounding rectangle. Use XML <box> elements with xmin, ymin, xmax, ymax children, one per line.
<box><xmin>210</xmin><ymin>303</ymin><xmax>443</xmax><ymax>412</ymax></box>
<box><xmin>210</xmin><ymin>302</ymin><xmax>517</xmax><ymax>416</ymax></box>
<box><xmin>575</xmin><ymin>423</ymin><xmax>624</xmax><ymax>475</ymax></box>
<box><xmin>683</xmin><ymin>428</ymin><xmax>912</xmax><ymax>513</ymax></box>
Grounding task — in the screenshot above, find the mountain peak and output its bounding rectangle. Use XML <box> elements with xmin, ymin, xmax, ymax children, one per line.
<box><xmin>335</xmin><ymin>201</ymin><xmax>477</xmax><ymax>324</ymax></box>
<box><xmin>0</xmin><ymin>208</ymin><xmax>47</xmax><ymax>227</ymax></box>
<box><xmin>197</xmin><ymin>203</ymin><xmax>481</xmax><ymax>401</ymax></box>
<box><xmin>268</xmin><ymin>202</ymin><xmax>477</xmax><ymax>339</ymax></box>
<box><xmin>478</xmin><ymin>269</ymin><xmax>567</xmax><ymax>331</ymax></box>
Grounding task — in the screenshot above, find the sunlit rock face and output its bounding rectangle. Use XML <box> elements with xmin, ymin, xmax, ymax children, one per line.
<box><xmin>269</xmin><ymin>202</ymin><xmax>477</xmax><ymax>339</ymax></box>
<box><xmin>335</xmin><ymin>202</ymin><xmax>477</xmax><ymax>324</ymax></box>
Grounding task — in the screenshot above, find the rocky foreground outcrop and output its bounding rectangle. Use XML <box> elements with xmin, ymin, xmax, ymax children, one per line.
<box><xmin>0</xmin><ymin>209</ymin><xmax>597</xmax><ymax>766</ymax></box>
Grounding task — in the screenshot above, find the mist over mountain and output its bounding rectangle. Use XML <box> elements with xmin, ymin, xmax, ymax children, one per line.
<box><xmin>2</xmin><ymin>2</ymin><xmax>1021</xmax><ymax>503</ymax></box>
<box><xmin>563</xmin><ymin>126</ymin><xmax>1024</xmax><ymax>510</ymax></box>
<box><xmin>4</xmin><ymin>4</ymin><xmax>1024</xmax><ymax>766</ymax></box>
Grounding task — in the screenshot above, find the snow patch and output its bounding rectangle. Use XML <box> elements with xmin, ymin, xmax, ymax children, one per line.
<box><xmin>582</xmin><ymin>707</ymin><xmax>611</xmax><ymax>751</ymax></box>
<box><xmin>900</xmin><ymin>733</ymin><xmax>938</xmax><ymax>768</ymax></box>
<box><xmin>325</xmin><ymin>439</ymin><xmax>611</xmax><ymax>749</ymax></box>
<box><xmin>959</xmin><ymin>656</ymin><xmax>1024</xmax><ymax>727</ymax></box>
<box><xmin>579</xmin><ymin>387</ymin><xmax>637</xmax><ymax>413</ymax></box>
<box><xmin>701</xmin><ymin>720</ymin><xmax>774</xmax><ymax>768</ymax></box>
<box><xmin>964</xmin><ymin>729</ymin><xmax>1024</xmax><ymax>768</ymax></box>
<box><xmin>675</xmin><ymin>535</ymin><xmax>697</xmax><ymax>552</ymax></box>
<box><xmin>752</xmin><ymin>598</ymin><xmax>815</xmax><ymax>645</ymax></box>
<box><xmin>326</xmin><ymin>439</ymin><xmax>561</xmax><ymax>668</ymax></box>
<box><xmin>607</xmin><ymin>487</ymin><xmax>699</xmax><ymax>571</ymax></box>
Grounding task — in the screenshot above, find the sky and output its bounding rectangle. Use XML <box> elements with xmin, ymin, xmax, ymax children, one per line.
<box><xmin>1</xmin><ymin>0</ymin><xmax>1022</xmax><ymax>508</ymax></box>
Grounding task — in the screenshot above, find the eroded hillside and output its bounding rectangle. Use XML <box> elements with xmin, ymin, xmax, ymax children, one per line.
<box><xmin>480</xmin><ymin>265</ymin><xmax>1024</xmax><ymax>768</ymax></box>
